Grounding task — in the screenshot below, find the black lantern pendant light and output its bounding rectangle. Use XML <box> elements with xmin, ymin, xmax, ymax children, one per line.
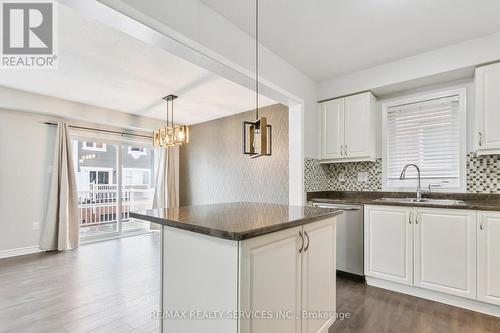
<box><xmin>243</xmin><ymin>0</ymin><xmax>272</xmax><ymax>158</ymax></box>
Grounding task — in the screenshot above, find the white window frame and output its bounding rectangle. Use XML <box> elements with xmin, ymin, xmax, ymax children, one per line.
<box><xmin>82</xmin><ymin>141</ymin><xmax>107</xmax><ymax>152</ymax></box>
<box><xmin>381</xmin><ymin>88</ymin><xmax>467</xmax><ymax>193</ymax></box>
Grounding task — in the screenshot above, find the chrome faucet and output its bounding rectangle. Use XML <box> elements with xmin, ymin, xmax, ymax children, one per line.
<box><xmin>400</xmin><ymin>164</ymin><xmax>424</xmax><ymax>201</ymax></box>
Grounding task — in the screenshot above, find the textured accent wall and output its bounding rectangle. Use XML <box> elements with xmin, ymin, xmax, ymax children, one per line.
<box><xmin>305</xmin><ymin>154</ymin><xmax>500</xmax><ymax>194</ymax></box>
<box><xmin>180</xmin><ymin>104</ymin><xmax>289</xmax><ymax>206</ymax></box>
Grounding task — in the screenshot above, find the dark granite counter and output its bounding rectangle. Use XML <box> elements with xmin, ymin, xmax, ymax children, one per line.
<box><xmin>130</xmin><ymin>202</ymin><xmax>342</xmax><ymax>240</ymax></box>
<box><xmin>308</xmin><ymin>191</ymin><xmax>500</xmax><ymax>211</ymax></box>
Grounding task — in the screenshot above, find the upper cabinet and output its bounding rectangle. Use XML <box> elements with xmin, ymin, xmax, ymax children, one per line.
<box><xmin>475</xmin><ymin>63</ymin><xmax>500</xmax><ymax>155</ymax></box>
<box><xmin>320</xmin><ymin>92</ymin><xmax>380</xmax><ymax>163</ymax></box>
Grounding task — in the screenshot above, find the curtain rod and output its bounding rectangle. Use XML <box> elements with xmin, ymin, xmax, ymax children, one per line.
<box><xmin>43</xmin><ymin>122</ymin><xmax>153</xmax><ymax>139</ymax></box>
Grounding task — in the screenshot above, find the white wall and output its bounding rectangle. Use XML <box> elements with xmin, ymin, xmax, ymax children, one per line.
<box><xmin>319</xmin><ymin>32</ymin><xmax>500</xmax><ymax>101</ymax></box>
<box><xmin>0</xmin><ymin>88</ymin><xmax>162</xmax><ymax>256</ymax></box>
<box><xmin>0</xmin><ymin>110</ymin><xmax>56</xmax><ymax>254</ymax></box>
<box><xmin>0</xmin><ymin>86</ymin><xmax>162</xmax><ymax>132</ymax></box>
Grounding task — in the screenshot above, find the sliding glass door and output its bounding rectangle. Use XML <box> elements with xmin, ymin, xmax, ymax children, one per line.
<box><xmin>72</xmin><ymin>137</ymin><xmax>154</xmax><ymax>240</ymax></box>
<box><xmin>121</xmin><ymin>144</ymin><xmax>155</xmax><ymax>233</ymax></box>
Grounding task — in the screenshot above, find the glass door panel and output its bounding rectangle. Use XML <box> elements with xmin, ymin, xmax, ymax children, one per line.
<box><xmin>73</xmin><ymin>139</ymin><xmax>119</xmax><ymax>238</ymax></box>
<box><xmin>121</xmin><ymin>144</ymin><xmax>155</xmax><ymax>233</ymax></box>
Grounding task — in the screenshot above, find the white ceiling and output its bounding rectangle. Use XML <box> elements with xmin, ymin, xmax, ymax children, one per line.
<box><xmin>201</xmin><ymin>0</ymin><xmax>500</xmax><ymax>81</ymax></box>
<box><xmin>0</xmin><ymin>5</ymin><xmax>276</xmax><ymax>125</ymax></box>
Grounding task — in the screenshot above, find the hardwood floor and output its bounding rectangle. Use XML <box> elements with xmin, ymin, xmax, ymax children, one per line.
<box><xmin>1</xmin><ymin>233</ymin><xmax>499</xmax><ymax>333</ymax></box>
<box><xmin>0</xmin><ymin>233</ymin><xmax>160</xmax><ymax>333</ymax></box>
<box><xmin>330</xmin><ymin>278</ymin><xmax>500</xmax><ymax>333</ymax></box>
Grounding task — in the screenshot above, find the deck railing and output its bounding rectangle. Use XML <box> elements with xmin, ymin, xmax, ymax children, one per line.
<box><xmin>78</xmin><ymin>186</ymin><xmax>154</xmax><ymax>227</ymax></box>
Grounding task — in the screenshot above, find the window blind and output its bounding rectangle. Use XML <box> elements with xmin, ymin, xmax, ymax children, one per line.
<box><xmin>386</xmin><ymin>95</ymin><xmax>461</xmax><ymax>186</ymax></box>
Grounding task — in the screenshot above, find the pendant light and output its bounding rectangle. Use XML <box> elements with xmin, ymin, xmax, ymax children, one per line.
<box><xmin>153</xmin><ymin>94</ymin><xmax>189</xmax><ymax>147</ymax></box>
<box><xmin>243</xmin><ymin>0</ymin><xmax>272</xmax><ymax>158</ymax></box>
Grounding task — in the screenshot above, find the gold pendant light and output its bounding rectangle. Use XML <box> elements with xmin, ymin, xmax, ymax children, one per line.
<box><xmin>153</xmin><ymin>94</ymin><xmax>189</xmax><ymax>147</ymax></box>
<box><xmin>242</xmin><ymin>0</ymin><xmax>272</xmax><ymax>158</ymax></box>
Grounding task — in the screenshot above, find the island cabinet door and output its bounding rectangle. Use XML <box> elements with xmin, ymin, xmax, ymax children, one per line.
<box><xmin>477</xmin><ymin>211</ymin><xmax>500</xmax><ymax>306</ymax></box>
<box><xmin>364</xmin><ymin>205</ymin><xmax>413</xmax><ymax>285</ymax></box>
<box><xmin>301</xmin><ymin>217</ymin><xmax>337</xmax><ymax>333</ymax></box>
<box><xmin>239</xmin><ymin>226</ymin><xmax>303</xmax><ymax>333</ymax></box>
<box><xmin>414</xmin><ymin>208</ymin><xmax>476</xmax><ymax>299</ymax></box>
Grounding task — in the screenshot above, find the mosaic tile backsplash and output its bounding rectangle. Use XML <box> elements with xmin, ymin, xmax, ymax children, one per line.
<box><xmin>304</xmin><ymin>158</ymin><xmax>382</xmax><ymax>192</ymax></box>
<box><xmin>467</xmin><ymin>153</ymin><xmax>500</xmax><ymax>193</ymax></box>
<box><xmin>305</xmin><ymin>154</ymin><xmax>500</xmax><ymax>194</ymax></box>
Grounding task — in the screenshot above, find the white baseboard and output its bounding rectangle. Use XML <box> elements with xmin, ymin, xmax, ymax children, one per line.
<box><xmin>0</xmin><ymin>245</ymin><xmax>43</xmax><ymax>259</ymax></box>
<box><xmin>366</xmin><ymin>276</ymin><xmax>500</xmax><ymax>318</ymax></box>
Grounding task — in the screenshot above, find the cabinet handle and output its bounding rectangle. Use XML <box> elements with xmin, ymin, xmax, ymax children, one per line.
<box><xmin>479</xmin><ymin>132</ymin><xmax>483</xmax><ymax>147</ymax></box>
<box><xmin>299</xmin><ymin>231</ymin><xmax>304</xmax><ymax>253</ymax></box>
<box><xmin>409</xmin><ymin>210</ymin><xmax>412</xmax><ymax>224</ymax></box>
<box><xmin>340</xmin><ymin>145</ymin><xmax>343</xmax><ymax>156</ymax></box>
<box><xmin>304</xmin><ymin>231</ymin><xmax>310</xmax><ymax>252</ymax></box>
<box><xmin>344</xmin><ymin>145</ymin><xmax>348</xmax><ymax>156</ymax></box>
<box><xmin>480</xmin><ymin>216</ymin><xmax>484</xmax><ymax>231</ymax></box>
<box><xmin>415</xmin><ymin>212</ymin><xmax>419</xmax><ymax>225</ymax></box>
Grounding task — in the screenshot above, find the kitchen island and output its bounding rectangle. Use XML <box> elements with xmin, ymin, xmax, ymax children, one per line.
<box><xmin>131</xmin><ymin>202</ymin><xmax>341</xmax><ymax>333</ymax></box>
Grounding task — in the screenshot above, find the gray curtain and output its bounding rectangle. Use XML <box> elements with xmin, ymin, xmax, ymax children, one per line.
<box><xmin>40</xmin><ymin>123</ymin><xmax>79</xmax><ymax>251</ymax></box>
<box><xmin>151</xmin><ymin>147</ymin><xmax>178</xmax><ymax>230</ymax></box>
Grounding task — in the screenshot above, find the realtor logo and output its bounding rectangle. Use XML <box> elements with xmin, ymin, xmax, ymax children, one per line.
<box><xmin>1</xmin><ymin>0</ymin><xmax>57</xmax><ymax>68</ymax></box>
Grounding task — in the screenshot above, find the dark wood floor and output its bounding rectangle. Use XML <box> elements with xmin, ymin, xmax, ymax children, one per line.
<box><xmin>330</xmin><ymin>277</ymin><xmax>500</xmax><ymax>333</ymax></box>
<box><xmin>1</xmin><ymin>233</ymin><xmax>499</xmax><ymax>333</ymax></box>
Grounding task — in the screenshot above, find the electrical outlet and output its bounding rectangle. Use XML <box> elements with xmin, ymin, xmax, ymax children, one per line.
<box><xmin>358</xmin><ymin>172</ymin><xmax>368</xmax><ymax>182</ymax></box>
<box><xmin>338</xmin><ymin>173</ymin><xmax>346</xmax><ymax>182</ymax></box>
<box><xmin>32</xmin><ymin>222</ymin><xmax>40</xmax><ymax>231</ymax></box>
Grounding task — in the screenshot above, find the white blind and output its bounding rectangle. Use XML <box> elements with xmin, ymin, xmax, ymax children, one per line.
<box><xmin>386</xmin><ymin>95</ymin><xmax>461</xmax><ymax>184</ymax></box>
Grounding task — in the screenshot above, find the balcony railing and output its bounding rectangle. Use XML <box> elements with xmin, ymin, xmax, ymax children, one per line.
<box><xmin>78</xmin><ymin>185</ymin><xmax>154</xmax><ymax>227</ymax></box>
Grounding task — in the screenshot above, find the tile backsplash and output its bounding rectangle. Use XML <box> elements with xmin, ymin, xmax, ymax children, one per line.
<box><xmin>304</xmin><ymin>158</ymin><xmax>382</xmax><ymax>192</ymax></box>
<box><xmin>467</xmin><ymin>153</ymin><xmax>500</xmax><ymax>193</ymax></box>
<box><xmin>305</xmin><ymin>154</ymin><xmax>500</xmax><ymax>194</ymax></box>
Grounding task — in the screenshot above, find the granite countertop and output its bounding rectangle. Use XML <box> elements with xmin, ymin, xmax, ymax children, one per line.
<box><xmin>130</xmin><ymin>202</ymin><xmax>342</xmax><ymax>241</ymax></box>
<box><xmin>308</xmin><ymin>191</ymin><xmax>500</xmax><ymax>211</ymax></box>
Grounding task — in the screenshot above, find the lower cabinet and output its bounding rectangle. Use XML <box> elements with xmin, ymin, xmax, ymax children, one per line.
<box><xmin>239</xmin><ymin>218</ymin><xmax>337</xmax><ymax>333</ymax></box>
<box><xmin>365</xmin><ymin>205</ymin><xmax>478</xmax><ymax>300</ymax></box>
<box><xmin>477</xmin><ymin>211</ymin><xmax>500</xmax><ymax>306</ymax></box>
<box><xmin>364</xmin><ymin>206</ymin><xmax>413</xmax><ymax>285</ymax></box>
<box><xmin>302</xmin><ymin>220</ymin><xmax>337</xmax><ymax>333</ymax></box>
<box><xmin>414</xmin><ymin>208</ymin><xmax>476</xmax><ymax>299</ymax></box>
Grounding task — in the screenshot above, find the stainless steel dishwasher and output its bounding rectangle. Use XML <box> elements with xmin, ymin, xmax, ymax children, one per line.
<box><xmin>313</xmin><ymin>202</ymin><xmax>364</xmax><ymax>277</ymax></box>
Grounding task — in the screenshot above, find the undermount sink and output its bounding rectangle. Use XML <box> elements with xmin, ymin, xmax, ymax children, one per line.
<box><xmin>377</xmin><ymin>198</ymin><xmax>466</xmax><ymax>205</ymax></box>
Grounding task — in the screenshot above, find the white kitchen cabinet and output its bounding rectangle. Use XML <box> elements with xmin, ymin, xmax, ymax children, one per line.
<box><xmin>364</xmin><ymin>205</ymin><xmax>413</xmax><ymax>285</ymax></box>
<box><xmin>320</xmin><ymin>92</ymin><xmax>379</xmax><ymax>163</ymax></box>
<box><xmin>477</xmin><ymin>211</ymin><xmax>500</xmax><ymax>306</ymax></box>
<box><xmin>302</xmin><ymin>219</ymin><xmax>336</xmax><ymax>333</ymax></box>
<box><xmin>321</xmin><ymin>98</ymin><xmax>344</xmax><ymax>159</ymax></box>
<box><xmin>414</xmin><ymin>208</ymin><xmax>476</xmax><ymax>299</ymax></box>
<box><xmin>344</xmin><ymin>93</ymin><xmax>373</xmax><ymax>158</ymax></box>
<box><xmin>239</xmin><ymin>226</ymin><xmax>303</xmax><ymax>333</ymax></box>
<box><xmin>239</xmin><ymin>217</ymin><xmax>337</xmax><ymax>333</ymax></box>
<box><xmin>475</xmin><ymin>63</ymin><xmax>500</xmax><ymax>155</ymax></box>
